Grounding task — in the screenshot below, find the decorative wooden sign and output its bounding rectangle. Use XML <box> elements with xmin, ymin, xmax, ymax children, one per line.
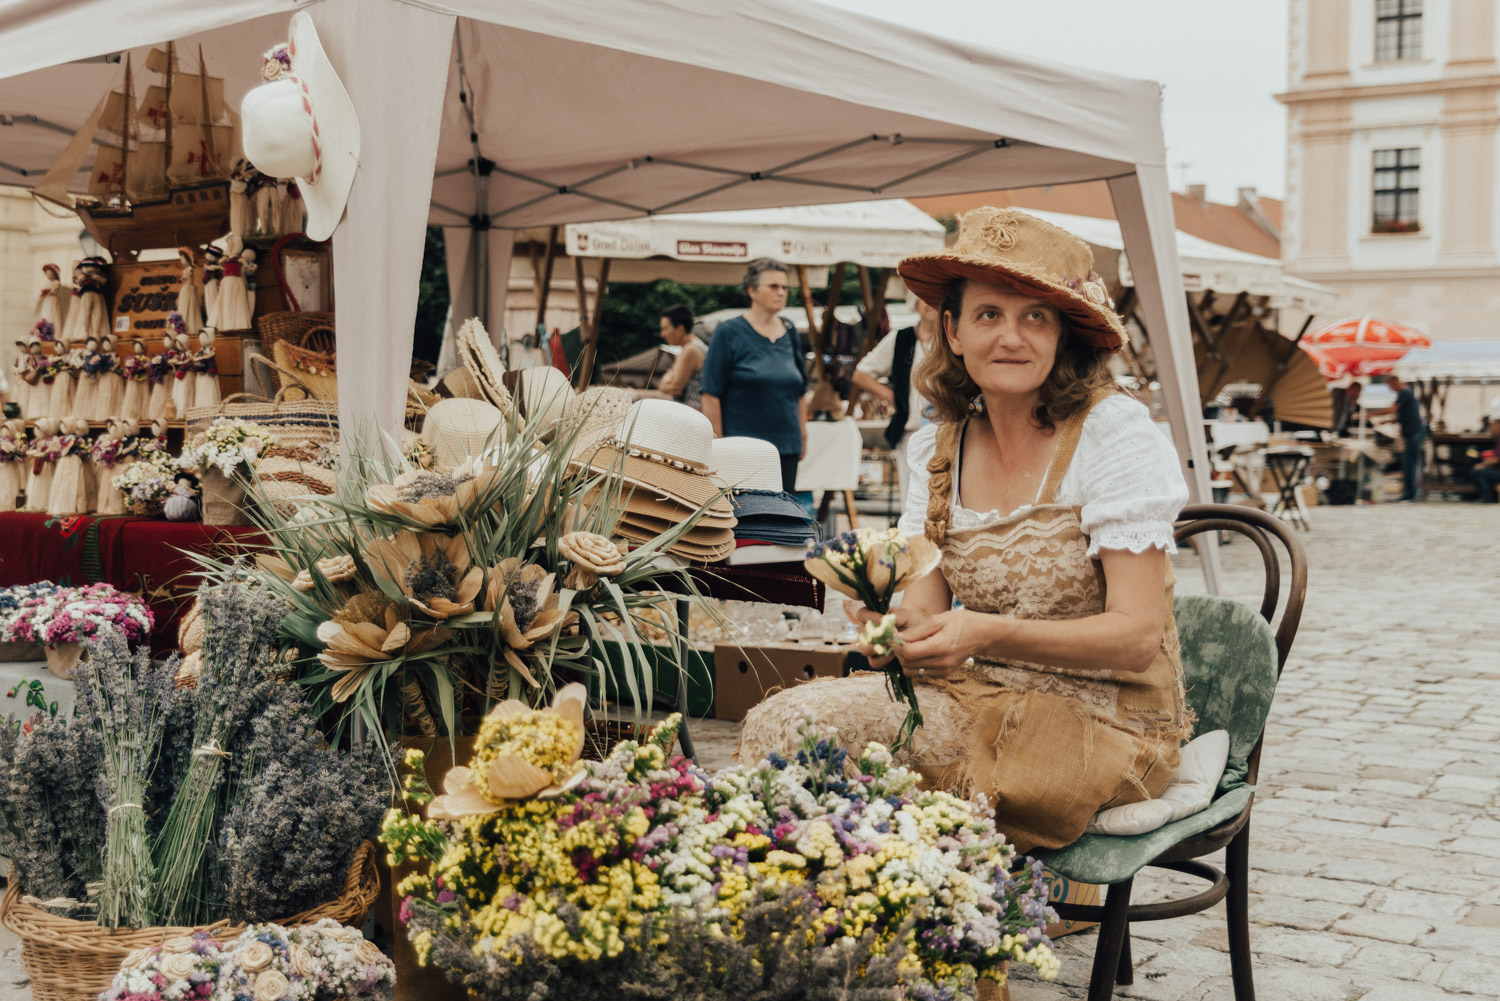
<box><xmin>106</xmin><ymin>260</ymin><xmax>186</xmax><ymax>338</ymax></box>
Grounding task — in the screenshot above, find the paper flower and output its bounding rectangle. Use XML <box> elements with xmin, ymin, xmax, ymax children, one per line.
<box><xmin>427</xmin><ymin>683</ymin><xmax>587</xmax><ymax>819</ymax></box>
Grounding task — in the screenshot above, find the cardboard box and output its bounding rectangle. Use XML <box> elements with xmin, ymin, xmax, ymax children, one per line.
<box><xmin>1039</xmin><ymin>865</ymin><xmax>1103</xmax><ymax>939</ymax></box>
<box><xmin>712</xmin><ymin>642</ymin><xmax>849</xmax><ymax>721</ymax></box>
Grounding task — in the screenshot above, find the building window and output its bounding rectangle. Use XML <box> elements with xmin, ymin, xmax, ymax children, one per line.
<box><xmin>1372</xmin><ymin>148</ymin><xmax>1420</xmax><ymax>233</ymax></box>
<box><xmin>1375</xmin><ymin>0</ymin><xmax>1423</xmax><ymax>61</ymax></box>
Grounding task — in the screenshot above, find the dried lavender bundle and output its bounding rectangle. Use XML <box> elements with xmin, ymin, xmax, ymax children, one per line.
<box><xmin>79</xmin><ymin>633</ymin><xmax>174</xmax><ymax>929</ymax></box>
<box><xmin>0</xmin><ymin>714</ymin><xmax>102</xmax><ymax>902</ymax></box>
<box><xmin>149</xmin><ymin>584</ymin><xmax>284</xmax><ymax>925</ymax></box>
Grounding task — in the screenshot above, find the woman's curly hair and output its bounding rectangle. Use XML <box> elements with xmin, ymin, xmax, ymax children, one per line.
<box><xmin>913</xmin><ymin>277</ymin><xmax>1117</xmax><ymax>429</ymax></box>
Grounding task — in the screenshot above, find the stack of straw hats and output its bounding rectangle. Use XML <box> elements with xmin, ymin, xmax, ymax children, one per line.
<box><xmin>581</xmin><ymin>399</ymin><xmax>735</xmax><ymax>562</ymax></box>
<box><xmin>710</xmin><ymin>437</ymin><xmax>819</xmax><ymax>547</ymax></box>
<box><xmin>502</xmin><ymin>366</ymin><xmax>575</xmax><ymax>439</ymax></box>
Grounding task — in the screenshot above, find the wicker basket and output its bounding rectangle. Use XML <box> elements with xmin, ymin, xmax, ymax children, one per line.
<box><xmin>1</xmin><ymin>841</ymin><xmax>381</xmax><ymax>1001</ymax></box>
<box><xmin>254</xmin><ymin>311</ymin><xmax>335</xmax><ymax>394</ymax></box>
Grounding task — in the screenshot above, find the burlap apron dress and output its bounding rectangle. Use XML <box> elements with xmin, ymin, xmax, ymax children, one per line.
<box><xmin>739</xmin><ymin>397</ymin><xmax>1191</xmax><ymax>852</ymax></box>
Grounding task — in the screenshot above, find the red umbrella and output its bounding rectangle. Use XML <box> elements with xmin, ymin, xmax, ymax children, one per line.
<box><xmin>1304</xmin><ymin>316</ymin><xmax>1431</xmax><ymax>376</ymax></box>
<box><xmin>1300</xmin><ymin>344</ymin><xmax>1349</xmax><ymax>381</ymax></box>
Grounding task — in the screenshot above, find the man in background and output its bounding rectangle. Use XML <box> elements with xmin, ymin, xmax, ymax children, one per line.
<box><xmin>1369</xmin><ymin>374</ymin><xmax>1427</xmax><ymax>501</ymax></box>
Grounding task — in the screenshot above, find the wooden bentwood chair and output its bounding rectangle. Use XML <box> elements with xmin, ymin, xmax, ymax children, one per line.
<box><xmin>1033</xmin><ymin>504</ymin><xmax>1308</xmax><ymax>1001</ymax></box>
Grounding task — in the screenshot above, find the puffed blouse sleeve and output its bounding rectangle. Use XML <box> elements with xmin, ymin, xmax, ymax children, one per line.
<box><xmin>1075</xmin><ymin>394</ymin><xmax>1188</xmax><ymax>559</ymax></box>
<box><xmin>896</xmin><ymin>422</ymin><xmax>940</xmax><ymax>539</ymax></box>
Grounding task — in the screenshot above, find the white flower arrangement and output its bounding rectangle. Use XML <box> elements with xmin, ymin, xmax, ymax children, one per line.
<box><xmin>182</xmin><ymin>418</ymin><xmax>276</xmax><ymax>477</ymax></box>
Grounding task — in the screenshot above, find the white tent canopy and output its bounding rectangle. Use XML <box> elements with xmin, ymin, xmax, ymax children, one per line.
<box><xmin>1016</xmin><ymin>208</ymin><xmax>1339</xmax><ymax>315</ymax></box>
<box><xmin>0</xmin><ymin>0</ymin><xmax>1220</xmax><ymax>585</ymax></box>
<box><xmin>564</xmin><ymin>199</ymin><xmax>945</xmax><ymax>270</ymax></box>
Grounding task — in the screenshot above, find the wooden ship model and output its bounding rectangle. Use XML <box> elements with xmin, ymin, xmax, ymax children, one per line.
<box><xmin>33</xmin><ymin>42</ymin><xmax>234</xmax><ymax>255</ymax></box>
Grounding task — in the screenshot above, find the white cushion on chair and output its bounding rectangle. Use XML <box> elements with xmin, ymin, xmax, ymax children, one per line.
<box><xmin>1084</xmin><ymin>730</ymin><xmax>1231</xmax><ymax>837</ymax></box>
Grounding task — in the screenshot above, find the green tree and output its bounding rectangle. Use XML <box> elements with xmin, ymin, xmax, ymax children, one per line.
<box><xmin>412</xmin><ymin>226</ymin><xmax>450</xmax><ymax>366</ymax></box>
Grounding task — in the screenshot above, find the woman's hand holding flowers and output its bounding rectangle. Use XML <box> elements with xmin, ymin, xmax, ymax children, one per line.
<box><xmin>846</xmin><ymin>604</ymin><xmax>983</xmax><ymax>680</ymax></box>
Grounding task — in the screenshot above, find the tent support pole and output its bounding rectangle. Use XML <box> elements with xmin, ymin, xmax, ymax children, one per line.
<box><xmin>535</xmin><ymin>225</ymin><xmax>558</xmax><ymax>341</ymax></box>
<box><xmin>577</xmin><ymin>257</ymin><xmax>610</xmax><ymax>389</ymax></box>
<box><xmin>816</xmin><ymin>263</ymin><xmax>846</xmax><ymax>381</ymax></box>
<box><xmin>796</xmin><ymin>266</ymin><xmax>819</xmax><ymax>336</ymax></box>
<box><xmin>1107</xmin><ymin>167</ymin><xmax>1221</xmax><ymax>594</ymax></box>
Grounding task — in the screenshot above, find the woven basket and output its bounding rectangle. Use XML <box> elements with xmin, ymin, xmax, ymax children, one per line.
<box><xmin>255</xmin><ymin>312</ymin><xmax>335</xmax><ymax>394</ymax></box>
<box><xmin>1</xmin><ymin>841</ymin><xmax>381</xmax><ymax>1001</ymax></box>
<box><xmin>185</xmin><ymin>390</ymin><xmax>339</xmax><ymax>446</ymax></box>
<box><xmin>272</xmin><ymin>336</ymin><xmax>338</xmax><ymax>404</ymax></box>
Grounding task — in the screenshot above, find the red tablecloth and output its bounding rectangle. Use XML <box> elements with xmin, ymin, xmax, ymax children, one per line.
<box><xmin>0</xmin><ymin>513</ymin><xmax>266</xmax><ymax>653</ymax></box>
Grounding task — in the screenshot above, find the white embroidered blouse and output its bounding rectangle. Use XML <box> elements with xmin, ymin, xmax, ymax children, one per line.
<box><xmin>896</xmin><ymin>393</ymin><xmax>1188</xmax><ymax>558</ymax></box>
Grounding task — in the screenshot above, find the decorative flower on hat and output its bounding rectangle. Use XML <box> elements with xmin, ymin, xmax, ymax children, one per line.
<box><xmin>315</xmin><ymin>592</ymin><xmax>450</xmax><ymax>702</ymax></box>
<box><xmin>557</xmin><ymin>531</ymin><xmax>626</xmax><ymax>590</ymax></box>
<box><xmin>484</xmin><ymin>557</ymin><xmax>576</xmax><ymax>688</ymax></box>
<box><xmin>427</xmin><ymin>683</ymin><xmax>587</xmax><ymax>820</ymax></box>
<box><xmin>364</xmin><ymin>530</ymin><xmax>483</xmax><ymax>620</ymax></box>
<box><xmin>262</xmin><ymin>44</ymin><xmax>291</xmax><ymax>82</ymax></box>
<box><xmin>365</xmin><ymin>458</ymin><xmax>496</xmax><ymax>528</ymax></box>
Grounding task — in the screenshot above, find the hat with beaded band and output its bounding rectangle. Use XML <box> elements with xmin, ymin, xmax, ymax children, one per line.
<box><xmin>897</xmin><ymin>206</ymin><xmax>1126</xmax><ymax>352</ymax></box>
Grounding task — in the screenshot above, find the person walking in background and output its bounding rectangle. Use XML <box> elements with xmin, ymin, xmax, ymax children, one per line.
<box><xmin>1465</xmin><ymin>413</ymin><xmax>1500</xmax><ymax>503</ymax></box>
<box><xmin>1369</xmin><ymin>374</ymin><xmax>1427</xmax><ymax>501</ymax></box>
<box><xmin>655</xmin><ymin>304</ymin><xmax>706</xmax><ymax>409</ymax></box>
<box><xmin>850</xmin><ymin>296</ymin><xmax>940</xmax><ymax>512</ymax></box>
<box><xmin>700</xmin><ymin>258</ymin><xmax>808</xmax><ymax>491</ymax></box>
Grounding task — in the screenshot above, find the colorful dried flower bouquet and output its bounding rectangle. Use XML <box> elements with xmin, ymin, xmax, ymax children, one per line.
<box><xmin>382</xmin><ymin>686</ymin><xmax>1059</xmax><ymax>1000</ymax></box>
<box><xmin>100</xmin><ymin>920</ymin><xmax>394</xmax><ymax>1001</ymax></box>
<box><xmin>4</xmin><ymin>582</ymin><xmax>152</xmax><ymax>650</ymax></box>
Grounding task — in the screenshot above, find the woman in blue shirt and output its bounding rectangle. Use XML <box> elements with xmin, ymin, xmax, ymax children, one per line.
<box><xmin>700</xmin><ymin>259</ymin><xmax>809</xmax><ymax>491</ymax></box>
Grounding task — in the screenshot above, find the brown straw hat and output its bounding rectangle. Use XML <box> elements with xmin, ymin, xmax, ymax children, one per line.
<box><xmin>897</xmin><ymin>207</ymin><xmax>1126</xmax><ymax>351</ymax></box>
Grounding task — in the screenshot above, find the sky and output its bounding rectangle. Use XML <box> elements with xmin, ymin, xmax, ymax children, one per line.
<box><xmin>816</xmin><ymin>0</ymin><xmax>1291</xmax><ymax>205</ymax></box>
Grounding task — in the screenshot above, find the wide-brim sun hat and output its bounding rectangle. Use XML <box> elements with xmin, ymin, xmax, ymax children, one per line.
<box><xmin>709</xmin><ymin>437</ymin><xmax>784</xmax><ymax>492</ymax></box>
<box><xmin>897</xmin><ymin>207</ymin><xmax>1126</xmax><ymax>352</ymax></box>
<box><xmin>503</xmin><ymin>365</ymin><xmax>575</xmax><ymax>438</ymax></box>
<box><xmin>420</xmin><ymin>397</ymin><xmax>506</xmax><ymax>471</ymax></box>
<box><xmin>586</xmin><ymin>399</ymin><xmax>731</xmax><ymax>517</ymax></box>
<box><xmin>240</xmin><ymin>13</ymin><xmax>359</xmax><ymax>242</ymax></box>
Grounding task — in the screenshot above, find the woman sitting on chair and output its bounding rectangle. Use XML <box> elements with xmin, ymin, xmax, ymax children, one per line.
<box><xmin>738</xmin><ymin>208</ymin><xmax>1193</xmax><ymax>853</ymax></box>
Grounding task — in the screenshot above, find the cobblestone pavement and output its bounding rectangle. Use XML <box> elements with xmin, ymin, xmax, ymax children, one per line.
<box><xmin>0</xmin><ymin>503</ymin><xmax>1492</xmax><ymax>1001</ymax></box>
<box><xmin>692</xmin><ymin>502</ymin><xmax>1500</xmax><ymax>1000</ymax></box>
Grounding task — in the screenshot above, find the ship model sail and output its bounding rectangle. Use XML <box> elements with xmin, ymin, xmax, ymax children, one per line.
<box><xmin>33</xmin><ymin>42</ymin><xmax>234</xmax><ymax>254</ymax></box>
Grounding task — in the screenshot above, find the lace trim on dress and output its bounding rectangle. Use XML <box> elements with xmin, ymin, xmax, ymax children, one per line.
<box><xmin>1086</xmin><ymin>521</ymin><xmax>1179</xmax><ymax>559</ymax></box>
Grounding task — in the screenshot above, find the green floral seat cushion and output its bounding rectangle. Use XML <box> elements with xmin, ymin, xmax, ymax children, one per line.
<box><xmin>1035</xmin><ymin>594</ymin><xmax>1280</xmax><ymax>885</ymax></box>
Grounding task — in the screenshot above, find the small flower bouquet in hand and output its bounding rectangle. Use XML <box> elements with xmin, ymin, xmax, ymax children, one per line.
<box><xmin>804</xmin><ymin>528</ymin><xmax>939</xmax><ymax>752</ymax></box>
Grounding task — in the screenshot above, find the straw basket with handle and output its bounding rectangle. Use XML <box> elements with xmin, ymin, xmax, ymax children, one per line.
<box><xmin>0</xmin><ymin>841</ymin><xmax>381</xmax><ymax>1001</ymax></box>
<box><xmin>185</xmin><ymin>387</ymin><xmax>340</xmax><ymax>526</ymax></box>
<box><xmin>253</xmin><ymin>310</ymin><xmax>335</xmax><ymax>397</ymax></box>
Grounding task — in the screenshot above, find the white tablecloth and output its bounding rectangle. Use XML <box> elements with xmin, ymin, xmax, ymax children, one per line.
<box><xmin>0</xmin><ymin>660</ymin><xmax>76</xmax><ymax>723</ymax></box>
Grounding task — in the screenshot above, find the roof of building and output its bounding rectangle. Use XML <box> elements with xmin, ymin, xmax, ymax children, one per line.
<box><xmin>909</xmin><ymin>181</ymin><xmax>1283</xmax><ymax>259</ymax></box>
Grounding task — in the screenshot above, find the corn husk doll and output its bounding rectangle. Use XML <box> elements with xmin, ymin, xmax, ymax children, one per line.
<box><xmin>34</xmin><ymin>263</ymin><xmax>70</xmax><ymax>339</ymax></box>
<box><xmin>23</xmin><ymin>418</ymin><xmax>61</xmax><ymax>511</ymax></box>
<box><xmin>65</xmin><ymin>257</ymin><xmax>109</xmax><ymax>345</ymax></box>
<box><xmin>278</xmin><ymin>180</ymin><xmax>304</xmax><ymax>234</ymax></box>
<box><xmin>92</xmin><ymin>418</ymin><xmax>138</xmax><ymax>516</ymax></box>
<box><xmin>120</xmin><ymin>339</ymin><xmax>151</xmax><ymax>422</ymax></box>
<box><xmin>47</xmin><ymin>417</ymin><xmax>94</xmax><ymax>515</ymax></box>
<box><xmin>217</xmin><ymin>234</ymin><xmax>253</xmax><ymax>331</ymax></box>
<box><xmin>45</xmin><ymin>339</ymin><xmax>77</xmax><ymax>420</ymax></box>
<box><xmin>148</xmin><ymin>335</ymin><xmax>175</xmax><ymax>422</ymax></box>
<box><xmin>96</xmin><ymin>333</ymin><xmax>126</xmax><ymax>419</ymax></box>
<box><xmin>72</xmin><ymin>335</ymin><xmax>103</xmax><ymax>420</ymax></box>
<box><xmin>229</xmin><ymin>159</ymin><xmax>251</xmax><ymax>239</ymax></box>
<box><xmin>202</xmin><ymin>246</ymin><xmax>225</xmax><ymax>331</ymax></box>
<box><xmin>0</xmin><ymin>420</ymin><xmax>26</xmax><ymax>513</ymax></box>
<box><xmin>171</xmin><ymin>328</ymin><xmax>196</xmax><ymax>418</ymax></box>
<box><xmin>252</xmin><ymin>168</ymin><xmax>278</xmax><ymax>236</ymax></box>
<box><xmin>177</xmin><ymin>247</ymin><xmax>203</xmax><ymax>337</ymax></box>
<box><xmin>11</xmin><ymin>338</ymin><xmax>40</xmax><ymax>418</ymax></box>
<box><xmin>192</xmin><ymin>328</ymin><xmax>222</xmax><ymax>409</ymax></box>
